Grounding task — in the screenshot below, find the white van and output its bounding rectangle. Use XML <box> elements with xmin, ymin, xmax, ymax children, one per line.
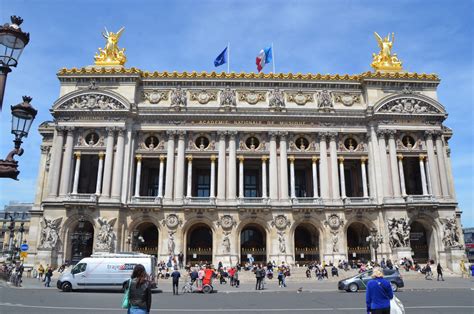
<box><xmin>56</xmin><ymin>252</ymin><xmax>156</xmax><ymax>292</ymax></box>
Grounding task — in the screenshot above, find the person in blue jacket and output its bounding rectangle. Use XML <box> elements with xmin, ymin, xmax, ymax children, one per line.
<box><xmin>366</xmin><ymin>267</ymin><xmax>393</xmax><ymax>314</ymax></box>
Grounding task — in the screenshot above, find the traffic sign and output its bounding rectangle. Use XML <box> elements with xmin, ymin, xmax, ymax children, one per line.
<box><xmin>20</xmin><ymin>243</ymin><xmax>29</xmax><ymax>252</ymax></box>
<box><xmin>20</xmin><ymin>252</ymin><xmax>28</xmax><ymax>258</ymax></box>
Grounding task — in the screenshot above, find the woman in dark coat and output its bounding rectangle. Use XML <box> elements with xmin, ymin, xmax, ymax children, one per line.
<box><xmin>126</xmin><ymin>264</ymin><xmax>152</xmax><ymax>314</ymax></box>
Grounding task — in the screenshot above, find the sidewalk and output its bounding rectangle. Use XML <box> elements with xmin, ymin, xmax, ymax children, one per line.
<box><xmin>4</xmin><ymin>274</ymin><xmax>472</xmax><ymax>293</ymax></box>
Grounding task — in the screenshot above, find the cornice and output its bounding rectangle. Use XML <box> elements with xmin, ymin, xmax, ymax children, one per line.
<box><xmin>57</xmin><ymin>67</ymin><xmax>439</xmax><ymax>82</ymax></box>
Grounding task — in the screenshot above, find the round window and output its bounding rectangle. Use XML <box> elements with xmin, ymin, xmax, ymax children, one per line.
<box><xmin>195</xmin><ymin>136</ymin><xmax>210</xmax><ymax>149</ymax></box>
<box><xmin>344</xmin><ymin>137</ymin><xmax>358</xmax><ymax>151</ymax></box>
<box><xmin>245</xmin><ymin>136</ymin><xmax>260</xmax><ymax>150</ymax></box>
<box><xmin>402</xmin><ymin>135</ymin><xmax>415</xmax><ymax>148</ymax></box>
<box><xmin>85</xmin><ymin>132</ymin><xmax>99</xmax><ymax>146</ymax></box>
<box><xmin>295</xmin><ymin>137</ymin><xmax>309</xmax><ymax>150</ymax></box>
<box><xmin>145</xmin><ymin>136</ymin><xmax>159</xmax><ymax>149</ymax></box>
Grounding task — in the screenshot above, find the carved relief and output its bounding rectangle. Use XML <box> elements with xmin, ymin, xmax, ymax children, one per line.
<box><xmin>219</xmin><ymin>86</ymin><xmax>237</xmax><ymax>111</ymax></box>
<box><xmin>95</xmin><ymin>217</ymin><xmax>117</xmax><ymax>252</ymax></box>
<box><xmin>269</xmin><ymin>88</ymin><xmax>286</xmax><ymax>111</ymax></box>
<box><xmin>324</xmin><ymin>214</ymin><xmax>344</xmax><ymax>230</ymax></box>
<box><xmin>238</xmin><ymin>90</ymin><xmax>266</xmax><ymax>105</ymax></box>
<box><xmin>163</xmin><ymin>214</ymin><xmax>182</xmax><ymax>229</ymax></box>
<box><xmin>271</xmin><ymin>215</ymin><xmax>290</xmax><ymax>230</ymax></box>
<box><xmin>334</xmin><ymin>92</ymin><xmax>361</xmax><ymax>106</ymax></box>
<box><xmin>387</xmin><ymin>218</ymin><xmax>410</xmax><ymax>248</ymax></box>
<box><xmin>287</xmin><ymin>90</ymin><xmax>313</xmax><ymax>105</ymax></box>
<box><xmin>60</xmin><ymin>94</ymin><xmax>126</xmax><ymax>110</ymax></box>
<box><xmin>441</xmin><ymin>215</ymin><xmax>462</xmax><ymax>249</ymax></box>
<box><xmin>317</xmin><ymin>90</ymin><xmax>334</xmax><ymax>111</ymax></box>
<box><xmin>216</xmin><ymin>215</ymin><xmax>236</xmax><ymax>230</ymax></box>
<box><xmin>190</xmin><ymin>90</ymin><xmax>218</xmax><ymax>104</ymax></box>
<box><xmin>278</xmin><ymin>231</ymin><xmax>286</xmax><ymax>253</ymax></box>
<box><xmin>170</xmin><ymin>86</ymin><xmax>187</xmax><ymax>111</ymax></box>
<box><xmin>143</xmin><ymin>90</ymin><xmax>169</xmax><ymax>104</ymax></box>
<box><xmin>39</xmin><ymin>217</ymin><xmax>63</xmax><ymax>249</ymax></box>
<box><xmin>378</xmin><ymin>98</ymin><xmax>440</xmax><ymax>114</ymax></box>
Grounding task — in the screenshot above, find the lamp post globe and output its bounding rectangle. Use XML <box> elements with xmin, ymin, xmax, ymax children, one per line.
<box><xmin>0</xmin><ymin>16</ymin><xmax>30</xmax><ymax>110</ymax></box>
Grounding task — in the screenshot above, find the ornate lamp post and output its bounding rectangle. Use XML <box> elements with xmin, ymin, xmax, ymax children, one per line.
<box><xmin>0</xmin><ymin>16</ymin><xmax>30</xmax><ymax>110</ymax></box>
<box><xmin>0</xmin><ymin>96</ymin><xmax>37</xmax><ymax>180</ymax></box>
<box><xmin>366</xmin><ymin>228</ymin><xmax>384</xmax><ymax>263</ymax></box>
<box><xmin>7</xmin><ymin>214</ymin><xmax>15</xmax><ymax>262</ymax></box>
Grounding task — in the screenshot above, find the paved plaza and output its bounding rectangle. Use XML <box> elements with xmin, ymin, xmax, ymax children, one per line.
<box><xmin>1</xmin><ymin>275</ymin><xmax>473</xmax><ymax>314</ymax></box>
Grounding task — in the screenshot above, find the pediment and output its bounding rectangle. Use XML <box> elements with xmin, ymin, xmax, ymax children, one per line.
<box><xmin>53</xmin><ymin>90</ymin><xmax>130</xmax><ymax>111</ymax></box>
<box><xmin>374</xmin><ymin>94</ymin><xmax>446</xmax><ymax>116</ymax></box>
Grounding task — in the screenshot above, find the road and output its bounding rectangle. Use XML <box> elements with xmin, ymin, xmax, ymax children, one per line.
<box><xmin>0</xmin><ymin>282</ymin><xmax>473</xmax><ymax>314</ymax></box>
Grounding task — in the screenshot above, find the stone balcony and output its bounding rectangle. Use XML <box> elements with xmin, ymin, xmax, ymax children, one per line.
<box><xmin>184</xmin><ymin>197</ymin><xmax>216</xmax><ymax>205</ymax></box>
<box><xmin>130</xmin><ymin>196</ymin><xmax>162</xmax><ymax>205</ymax></box>
<box><xmin>63</xmin><ymin>193</ymin><xmax>98</xmax><ymax>206</ymax></box>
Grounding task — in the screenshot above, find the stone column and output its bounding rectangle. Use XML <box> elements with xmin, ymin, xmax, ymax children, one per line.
<box><xmin>419</xmin><ymin>154</ymin><xmax>428</xmax><ymax>195</ymax></box>
<box><xmin>377</xmin><ymin>130</ymin><xmax>390</xmax><ymax>197</ymax></box>
<box><xmin>261</xmin><ymin>156</ymin><xmax>268</xmax><ymax>198</ymax></box>
<box><xmin>174</xmin><ymin>131</ymin><xmax>186</xmax><ymax>200</ymax></box>
<box><xmin>361</xmin><ymin>157</ymin><xmax>368</xmax><ymax>198</ymax></box>
<box><xmin>59</xmin><ymin>127</ymin><xmax>74</xmax><ymax>196</ymax></box>
<box><xmin>134</xmin><ymin>154</ymin><xmax>142</xmax><ymax>197</ymax></box>
<box><xmin>312</xmin><ymin>156</ymin><xmax>319</xmax><ymax>198</ymax></box>
<box><xmin>72</xmin><ymin>152</ymin><xmax>81</xmax><ymax>194</ymax></box>
<box><xmin>238</xmin><ymin>155</ymin><xmax>244</xmax><ymax>198</ymax></box>
<box><xmin>425</xmin><ymin>158</ymin><xmax>433</xmax><ymax>195</ymax></box>
<box><xmin>339</xmin><ymin>157</ymin><xmax>346</xmax><ymax>198</ymax></box>
<box><xmin>217</xmin><ymin>131</ymin><xmax>226</xmax><ymax>200</ymax></box>
<box><xmin>369</xmin><ymin>125</ymin><xmax>383</xmax><ymax>202</ymax></box>
<box><xmin>227</xmin><ymin>131</ymin><xmax>237</xmax><ymax>200</ymax></box>
<box><xmin>269</xmin><ymin>131</ymin><xmax>279</xmax><ymax>199</ymax></box>
<box><xmin>101</xmin><ymin>127</ymin><xmax>115</xmax><ymax>198</ymax></box>
<box><xmin>329</xmin><ymin>132</ymin><xmax>340</xmax><ymax>199</ymax></box>
<box><xmin>425</xmin><ymin>131</ymin><xmax>441</xmax><ymax>197</ymax></box>
<box><xmin>164</xmin><ymin>131</ymin><xmax>176</xmax><ymax>200</ymax></box>
<box><xmin>158</xmin><ymin>155</ymin><xmax>165</xmax><ymax>198</ymax></box>
<box><xmin>435</xmin><ymin>133</ymin><xmax>449</xmax><ymax>197</ymax></box>
<box><xmin>318</xmin><ymin>133</ymin><xmax>330</xmax><ymax>199</ymax></box>
<box><xmin>397</xmin><ymin>154</ymin><xmax>406</xmax><ymax>196</ymax></box>
<box><xmin>111</xmin><ymin>128</ymin><xmax>125</xmax><ymax>199</ymax></box>
<box><xmin>279</xmin><ymin>132</ymin><xmax>289</xmax><ymax>200</ymax></box>
<box><xmin>210</xmin><ymin>155</ymin><xmax>216</xmax><ymax>198</ymax></box>
<box><xmin>186</xmin><ymin>155</ymin><xmax>193</xmax><ymax>198</ymax></box>
<box><xmin>387</xmin><ymin>130</ymin><xmax>401</xmax><ymax>197</ymax></box>
<box><xmin>48</xmin><ymin>127</ymin><xmax>65</xmax><ymax>197</ymax></box>
<box><xmin>444</xmin><ymin>147</ymin><xmax>457</xmax><ymax>199</ymax></box>
<box><xmin>95</xmin><ymin>152</ymin><xmax>105</xmax><ymax>195</ymax></box>
<box><xmin>289</xmin><ymin>155</ymin><xmax>296</xmax><ymax>199</ymax></box>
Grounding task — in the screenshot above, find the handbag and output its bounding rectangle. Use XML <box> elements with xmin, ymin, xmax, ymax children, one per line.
<box><xmin>121</xmin><ymin>279</ymin><xmax>131</xmax><ymax>309</ymax></box>
<box><xmin>377</xmin><ymin>281</ymin><xmax>405</xmax><ymax>314</ymax></box>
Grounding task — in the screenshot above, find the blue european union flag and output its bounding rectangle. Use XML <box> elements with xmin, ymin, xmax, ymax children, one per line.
<box><xmin>214</xmin><ymin>47</ymin><xmax>228</xmax><ymax>67</ymax></box>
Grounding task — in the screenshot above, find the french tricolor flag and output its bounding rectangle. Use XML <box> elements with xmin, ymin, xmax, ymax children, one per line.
<box><xmin>256</xmin><ymin>46</ymin><xmax>273</xmax><ymax>72</ymax></box>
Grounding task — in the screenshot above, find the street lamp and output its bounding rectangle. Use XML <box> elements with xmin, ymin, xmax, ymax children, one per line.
<box><xmin>0</xmin><ymin>96</ymin><xmax>37</xmax><ymax>180</ymax></box>
<box><xmin>7</xmin><ymin>214</ymin><xmax>15</xmax><ymax>262</ymax></box>
<box><xmin>366</xmin><ymin>228</ymin><xmax>384</xmax><ymax>263</ymax></box>
<box><xmin>0</xmin><ymin>16</ymin><xmax>30</xmax><ymax>109</ymax></box>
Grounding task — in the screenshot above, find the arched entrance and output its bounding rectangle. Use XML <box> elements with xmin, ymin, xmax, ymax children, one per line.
<box><xmin>347</xmin><ymin>222</ymin><xmax>371</xmax><ymax>262</ymax></box>
<box><xmin>294</xmin><ymin>224</ymin><xmax>320</xmax><ymax>264</ymax></box>
<box><xmin>241</xmin><ymin>224</ymin><xmax>266</xmax><ymax>263</ymax></box>
<box><xmin>410</xmin><ymin>221</ymin><xmax>429</xmax><ymax>263</ymax></box>
<box><xmin>70</xmin><ymin>219</ymin><xmax>94</xmax><ymax>264</ymax></box>
<box><xmin>186</xmin><ymin>224</ymin><xmax>213</xmax><ymax>264</ymax></box>
<box><xmin>132</xmin><ymin>222</ymin><xmax>159</xmax><ymax>256</ymax></box>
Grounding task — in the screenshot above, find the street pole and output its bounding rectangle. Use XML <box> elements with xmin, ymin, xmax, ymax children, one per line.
<box><xmin>0</xmin><ymin>66</ymin><xmax>12</xmax><ymax>110</ymax></box>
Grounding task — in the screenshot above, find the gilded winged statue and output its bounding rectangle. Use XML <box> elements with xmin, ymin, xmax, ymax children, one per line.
<box><xmin>371</xmin><ymin>32</ymin><xmax>402</xmax><ymax>71</ymax></box>
<box><xmin>94</xmin><ymin>27</ymin><xmax>127</xmax><ymax>66</ymax></box>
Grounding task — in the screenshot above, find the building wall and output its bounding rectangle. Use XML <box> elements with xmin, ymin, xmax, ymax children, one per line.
<box><xmin>26</xmin><ymin>68</ymin><xmax>466</xmax><ymax>272</ymax></box>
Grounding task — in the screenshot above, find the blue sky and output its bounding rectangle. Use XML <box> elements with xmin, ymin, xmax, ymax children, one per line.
<box><xmin>0</xmin><ymin>0</ymin><xmax>472</xmax><ymax>227</ymax></box>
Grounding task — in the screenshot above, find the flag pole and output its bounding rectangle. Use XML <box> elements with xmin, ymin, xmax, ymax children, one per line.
<box><xmin>227</xmin><ymin>42</ymin><xmax>230</xmax><ymax>74</ymax></box>
<box><xmin>272</xmin><ymin>42</ymin><xmax>275</xmax><ymax>73</ymax></box>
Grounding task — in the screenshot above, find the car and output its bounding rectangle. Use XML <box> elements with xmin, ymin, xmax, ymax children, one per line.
<box><xmin>338</xmin><ymin>268</ymin><xmax>404</xmax><ymax>293</ymax></box>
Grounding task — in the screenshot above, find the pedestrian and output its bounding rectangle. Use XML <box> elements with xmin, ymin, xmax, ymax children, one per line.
<box><xmin>233</xmin><ymin>267</ymin><xmax>240</xmax><ymax>288</ymax></box>
<box><xmin>190</xmin><ymin>267</ymin><xmax>198</xmax><ymax>285</ymax></box>
<box><xmin>460</xmin><ymin>260</ymin><xmax>468</xmax><ymax>278</ymax></box>
<box><xmin>178</xmin><ymin>252</ymin><xmax>184</xmax><ymax>270</ymax></box>
<box><xmin>37</xmin><ymin>264</ymin><xmax>44</xmax><ymax>281</ymax></box>
<box><xmin>424</xmin><ymin>262</ymin><xmax>432</xmax><ymax>280</ymax></box>
<box><xmin>197</xmin><ymin>266</ymin><xmax>205</xmax><ymax>289</ymax></box>
<box><xmin>366</xmin><ymin>267</ymin><xmax>393</xmax><ymax>314</ymax></box>
<box><xmin>228</xmin><ymin>267</ymin><xmax>235</xmax><ymax>286</ymax></box>
<box><xmin>255</xmin><ymin>264</ymin><xmax>263</xmax><ymax>290</ymax></box>
<box><xmin>436</xmin><ymin>263</ymin><xmax>444</xmax><ymax>281</ymax></box>
<box><xmin>171</xmin><ymin>266</ymin><xmax>181</xmax><ymax>295</ymax></box>
<box><xmin>331</xmin><ymin>266</ymin><xmax>339</xmax><ymax>277</ymax></box>
<box><xmin>126</xmin><ymin>264</ymin><xmax>152</xmax><ymax>314</ymax></box>
<box><xmin>44</xmin><ymin>267</ymin><xmax>53</xmax><ymax>287</ymax></box>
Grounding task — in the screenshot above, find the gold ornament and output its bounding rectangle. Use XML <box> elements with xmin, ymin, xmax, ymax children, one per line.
<box><xmin>371</xmin><ymin>32</ymin><xmax>403</xmax><ymax>72</ymax></box>
<box><xmin>94</xmin><ymin>27</ymin><xmax>126</xmax><ymax>66</ymax></box>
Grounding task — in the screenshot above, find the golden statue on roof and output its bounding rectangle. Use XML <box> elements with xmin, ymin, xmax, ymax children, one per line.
<box><xmin>371</xmin><ymin>32</ymin><xmax>403</xmax><ymax>72</ymax></box>
<box><xmin>94</xmin><ymin>27</ymin><xmax>126</xmax><ymax>66</ymax></box>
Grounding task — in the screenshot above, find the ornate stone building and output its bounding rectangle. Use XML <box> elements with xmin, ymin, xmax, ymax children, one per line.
<box><xmin>26</xmin><ymin>31</ymin><xmax>466</xmax><ymax>271</ymax></box>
